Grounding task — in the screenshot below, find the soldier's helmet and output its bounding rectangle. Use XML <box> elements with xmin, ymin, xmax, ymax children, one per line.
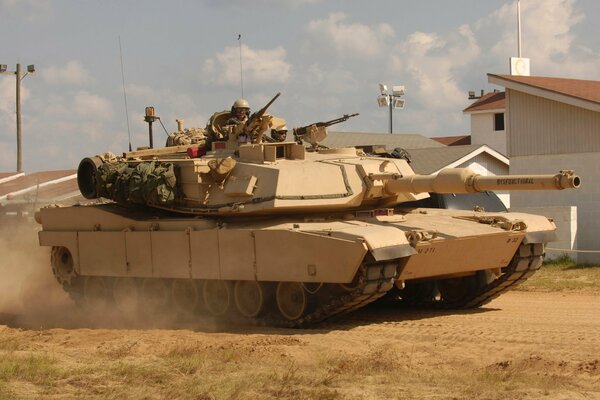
<box><xmin>271</xmin><ymin>126</ymin><xmax>288</xmax><ymax>142</ymax></box>
<box><xmin>231</xmin><ymin>98</ymin><xmax>250</xmax><ymax>116</ymax></box>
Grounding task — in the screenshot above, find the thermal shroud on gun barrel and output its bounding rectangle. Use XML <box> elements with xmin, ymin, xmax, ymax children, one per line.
<box><xmin>385</xmin><ymin>168</ymin><xmax>580</xmax><ymax>196</ymax></box>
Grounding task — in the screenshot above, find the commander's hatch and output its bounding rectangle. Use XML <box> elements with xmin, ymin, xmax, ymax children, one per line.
<box><xmin>238</xmin><ymin>142</ymin><xmax>306</xmax><ymax>163</ymax></box>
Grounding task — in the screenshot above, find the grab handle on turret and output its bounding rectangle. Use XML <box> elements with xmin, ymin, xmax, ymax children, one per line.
<box><xmin>384</xmin><ymin>168</ymin><xmax>580</xmax><ymax>195</ymax></box>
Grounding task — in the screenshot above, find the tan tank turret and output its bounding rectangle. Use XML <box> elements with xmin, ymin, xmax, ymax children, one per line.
<box><xmin>36</xmin><ymin>97</ymin><xmax>581</xmax><ymax>327</ymax></box>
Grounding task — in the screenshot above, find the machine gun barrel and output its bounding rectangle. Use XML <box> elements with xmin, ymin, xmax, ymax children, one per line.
<box><xmin>246</xmin><ymin>92</ymin><xmax>280</xmax><ymax>128</ymax></box>
<box><xmin>293</xmin><ymin>113</ymin><xmax>359</xmax><ymax>137</ymax></box>
<box><xmin>384</xmin><ymin>168</ymin><xmax>580</xmax><ymax>195</ymax></box>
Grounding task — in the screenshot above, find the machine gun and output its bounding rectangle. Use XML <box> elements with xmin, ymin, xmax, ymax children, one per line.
<box><xmin>293</xmin><ymin>113</ymin><xmax>359</xmax><ymax>146</ymax></box>
<box><xmin>243</xmin><ymin>92</ymin><xmax>281</xmax><ymax>143</ymax></box>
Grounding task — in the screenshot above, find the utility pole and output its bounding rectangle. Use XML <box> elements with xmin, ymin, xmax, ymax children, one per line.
<box><xmin>16</xmin><ymin>64</ymin><xmax>22</xmax><ymax>173</ymax></box>
<box><xmin>1</xmin><ymin>63</ymin><xmax>36</xmax><ymax>172</ymax></box>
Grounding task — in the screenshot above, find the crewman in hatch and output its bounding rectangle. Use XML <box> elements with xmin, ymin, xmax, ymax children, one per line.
<box><xmin>226</xmin><ymin>98</ymin><xmax>251</xmax><ymax>126</ymax></box>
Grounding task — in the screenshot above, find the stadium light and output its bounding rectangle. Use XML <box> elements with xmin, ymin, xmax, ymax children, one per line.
<box><xmin>377</xmin><ymin>83</ymin><xmax>405</xmax><ymax>134</ymax></box>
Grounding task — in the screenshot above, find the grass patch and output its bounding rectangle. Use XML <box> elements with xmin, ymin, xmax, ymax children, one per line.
<box><xmin>0</xmin><ymin>353</ymin><xmax>63</xmax><ymax>397</ymax></box>
<box><xmin>517</xmin><ymin>257</ymin><xmax>600</xmax><ymax>293</ymax></box>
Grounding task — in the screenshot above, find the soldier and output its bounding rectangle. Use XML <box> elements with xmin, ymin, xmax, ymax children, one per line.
<box><xmin>205</xmin><ymin>98</ymin><xmax>251</xmax><ymax>148</ymax></box>
<box><xmin>226</xmin><ymin>98</ymin><xmax>251</xmax><ymax>126</ymax></box>
<box><xmin>270</xmin><ymin>127</ymin><xmax>287</xmax><ymax>142</ymax></box>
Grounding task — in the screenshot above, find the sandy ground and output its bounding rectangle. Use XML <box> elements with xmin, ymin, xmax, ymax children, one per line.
<box><xmin>0</xmin><ymin>291</ymin><xmax>598</xmax><ymax>399</ymax></box>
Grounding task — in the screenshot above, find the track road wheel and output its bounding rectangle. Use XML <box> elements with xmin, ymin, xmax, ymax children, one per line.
<box><xmin>276</xmin><ymin>282</ymin><xmax>307</xmax><ymax>321</ymax></box>
<box><xmin>172</xmin><ymin>279</ymin><xmax>201</xmax><ymax>315</ymax></box>
<box><xmin>398</xmin><ymin>280</ymin><xmax>436</xmax><ymax>305</ymax></box>
<box><xmin>51</xmin><ymin>246</ymin><xmax>77</xmax><ymax>286</ymax></box>
<box><xmin>234</xmin><ymin>280</ymin><xmax>268</xmax><ymax>318</ymax></box>
<box><xmin>141</xmin><ymin>278</ymin><xmax>170</xmax><ymax>311</ymax></box>
<box><xmin>113</xmin><ymin>278</ymin><xmax>140</xmax><ymax>317</ymax></box>
<box><xmin>437</xmin><ymin>275</ymin><xmax>477</xmax><ymax>304</ymax></box>
<box><xmin>203</xmin><ymin>280</ymin><xmax>232</xmax><ymax>317</ymax></box>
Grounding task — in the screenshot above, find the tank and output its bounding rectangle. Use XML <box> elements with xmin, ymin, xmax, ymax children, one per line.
<box><xmin>36</xmin><ymin>105</ymin><xmax>580</xmax><ymax>327</ymax></box>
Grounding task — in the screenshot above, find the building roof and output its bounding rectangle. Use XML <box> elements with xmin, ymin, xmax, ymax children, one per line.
<box><xmin>463</xmin><ymin>91</ymin><xmax>506</xmax><ymax>113</ymax></box>
<box><xmin>431</xmin><ymin>135</ymin><xmax>471</xmax><ymax>146</ymax></box>
<box><xmin>406</xmin><ymin>144</ymin><xmax>508</xmax><ymax>175</ymax></box>
<box><xmin>0</xmin><ymin>170</ymin><xmax>82</xmax><ymax>211</ymax></box>
<box><xmin>488</xmin><ymin>74</ymin><xmax>600</xmax><ymax>112</ymax></box>
<box><xmin>322</xmin><ymin>131</ymin><xmax>445</xmax><ymax>151</ymax></box>
<box><xmin>0</xmin><ymin>172</ymin><xmax>24</xmax><ymax>184</ymax></box>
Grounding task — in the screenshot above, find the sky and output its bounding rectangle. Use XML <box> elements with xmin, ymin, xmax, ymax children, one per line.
<box><xmin>1</xmin><ymin>0</ymin><xmax>600</xmax><ymax>172</ymax></box>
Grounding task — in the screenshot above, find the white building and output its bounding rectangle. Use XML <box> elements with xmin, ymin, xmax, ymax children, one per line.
<box><xmin>463</xmin><ymin>91</ymin><xmax>507</xmax><ymax>155</ymax></box>
<box><xmin>488</xmin><ymin>73</ymin><xmax>600</xmax><ymax>263</ymax></box>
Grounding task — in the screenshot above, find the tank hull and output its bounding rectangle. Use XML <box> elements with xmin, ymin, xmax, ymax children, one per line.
<box><xmin>37</xmin><ymin>203</ymin><xmax>556</xmax><ymax>326</ymax></box>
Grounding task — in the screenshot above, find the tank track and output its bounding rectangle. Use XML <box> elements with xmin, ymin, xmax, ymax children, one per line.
<box><xmin>264</xmin><ymin>262</ymin><xmax>397</xmax><ymax>328</ymax></box>
<box><xmin>392</xmin><ymin>242</ymin><xmax>544</xmax><ymax>310</ymax></box>
<box><xmin>456</xmin><ymin>242</ymin><xmax>544</xmax><ymax>309</ymax></box>
<box><xmin>52</xmin><ymin>253</ymin><xmax>398</xmax><ymax>328</ymax></box>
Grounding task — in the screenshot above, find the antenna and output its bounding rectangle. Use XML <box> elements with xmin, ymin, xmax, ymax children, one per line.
<box><xmin>119</xmin><ymin>36</ymin><xmax>133</xmax><ymax>152</ymax></box>
<box><xmin>517</xmin><ymin>0</ymin><xmax>522</xmax><ymax>57</ymax></box>
<box><xmin>238</xmin><ymin>34</ymin><xmax>244</xmax><ymax>98</ymax></box>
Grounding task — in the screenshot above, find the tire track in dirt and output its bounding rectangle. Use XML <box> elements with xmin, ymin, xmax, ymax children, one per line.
<box><xmin>315</xmin><ymin>292</ymin><xmax>600</xmax><ymax>367</ymax></box>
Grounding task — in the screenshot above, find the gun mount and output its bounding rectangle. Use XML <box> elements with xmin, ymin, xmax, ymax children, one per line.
<box><xmin>244</xmin><ymin>92</ymin><xmax>281</xmax><ymax>143</ymax></box>
<box><xmin>293</xmin><ymin>113</ymin><xmax>359</xmax><ymax>147</ymax></box>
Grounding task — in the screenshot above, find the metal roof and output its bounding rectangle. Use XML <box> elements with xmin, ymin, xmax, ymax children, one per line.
<box><xmin>431</xmin><ymin>135</ymin><xmax>471</xmax><ymax>146</ymax></box>
<box><xmin>0</xmin><ymin>170</ymin><xmax>83</xmax><ymax>212</ymax></box>
<box><xmin>407</xmin><ymin>145</ymin><xmax>508</xmax><ymax>175</ymax></box>
<box><xmin>322</xmin><ymin>131</ymin><xmax>445</xmax><ymax>150</ymax></box>
<box><xmin>463</xmin><ymin>91</ymin><xmax>506</xmax><ymax>113</ymax></box>
<box><xmin>488</xmin><ymin>74</ymin><xmax>600</xmax><ymax>113</ymax></box>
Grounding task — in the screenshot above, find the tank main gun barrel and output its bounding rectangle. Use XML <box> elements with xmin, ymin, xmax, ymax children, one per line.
<box><xmin>384</xmin><ymin>168</ymin><xmax>580</xmax><ymax>195</ymax></box>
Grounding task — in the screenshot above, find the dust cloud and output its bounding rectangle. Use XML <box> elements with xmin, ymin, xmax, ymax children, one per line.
<box><xmin>0</xmin><ymin>218</ymin><xmax>232</xmax><ymax>332</ymax></box>
<box><xmin>0</xmin><ymin>217</ymin><xmax>75</xmax><ymax>328</ymax></box>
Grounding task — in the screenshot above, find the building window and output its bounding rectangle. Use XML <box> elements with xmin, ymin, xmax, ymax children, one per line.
<box><xmin>494</xmin><ymin>113</ymin><xmax>505</xmax><ymax>131</ymax></box>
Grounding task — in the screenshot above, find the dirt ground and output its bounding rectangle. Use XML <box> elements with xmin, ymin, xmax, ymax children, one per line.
<box><xmin>0</xmin><ymin>223</ymin><xmax>599</xmax><ymax>399</ymax></box>
<box><xmin>1</xmin><ymin>291</ymin><xmax>599</xmax><ymax>399</ymax></box>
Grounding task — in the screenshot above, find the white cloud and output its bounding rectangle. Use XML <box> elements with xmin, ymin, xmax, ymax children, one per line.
<box><xmin>203</xmin><ymin>45</ymin><xmax>290</xmax><ymax>86</ymax></box>
<box><xmin>0</xmin><ymin>76</ymin><xmax>31</xmax><ymax>114</ymax></box>
<box><xmin>390</xmin><ymin>24</ymin><xmax>480</xmax><ymax>112</ymax></box>
<box><xmin>42</xmin><ymin>61</ymin><xmax>92</xmax><ymax>86</ymax></box>
<box><xmin>306</xmin><ymin>12</ymin><xmax>395</xmax><ymax>58</ymax></box>
<box><xmin>73</xmin><ymin>91</ymin><xmax>113</xmax><ymax>118</ymax></box>
<box><xmin>473</xmin><ymin>0</ymin><xmax>599</xmax><ymax>79</ymax></box>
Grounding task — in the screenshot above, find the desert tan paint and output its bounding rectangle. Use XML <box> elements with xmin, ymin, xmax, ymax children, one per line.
<box><xmin>40</xmin><ymin>141</ymin><xmax>576</xmax><ymax>285</ymax></box>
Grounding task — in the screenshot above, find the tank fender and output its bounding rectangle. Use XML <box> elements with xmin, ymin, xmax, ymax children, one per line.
<box><xmin>505</xmin><ymin>212</ymin><xmax>559</xmax><ymax>244</ymax></box>
<box><xmin>331</xmin><ymin>225</ymin><xmax>417</xmax><ymax>261</ymax></box>
<box><xmin>253</xmin><ymin>230</ymin><xmax>369</xmax><ymax>283</ymax></box>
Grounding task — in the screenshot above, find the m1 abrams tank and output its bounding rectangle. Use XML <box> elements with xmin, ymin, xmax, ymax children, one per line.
<box><xmin>36</xmin><ymin>98</ymin><xmax>580</xmax><ymax>327</ymax></box>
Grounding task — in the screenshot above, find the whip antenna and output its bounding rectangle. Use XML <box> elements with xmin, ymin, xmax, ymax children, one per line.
<box><xmin>119</xmin><ymin>36</ymin><xmax>133</xmax><ymax>151</ymax></box>
<box><xmin>238</xmin><ymin>34</ymin><xmax>244</xmax><ymax>98</ymax></box>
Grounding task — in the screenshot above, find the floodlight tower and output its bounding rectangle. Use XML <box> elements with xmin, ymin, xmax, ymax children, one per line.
<box><xmin>0</xmin><ymin>63</ymin><xmax>36</xmax><ymax>172</ymax></box>
<box><xmin>377</xmin><ymin>84</ymin><xmax>405</xmax><ymax>134</ymax></box>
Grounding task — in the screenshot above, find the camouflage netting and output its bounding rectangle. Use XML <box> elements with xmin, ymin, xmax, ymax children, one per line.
<box><xmin>166</xmin><ymin>127</ymin><xmax>207</xmax><ymax>147</ymax></box>
<box><xmin>95</xmin><ymin>160</ymin><xmax>178</xmax><ymax>206</ymax></box>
